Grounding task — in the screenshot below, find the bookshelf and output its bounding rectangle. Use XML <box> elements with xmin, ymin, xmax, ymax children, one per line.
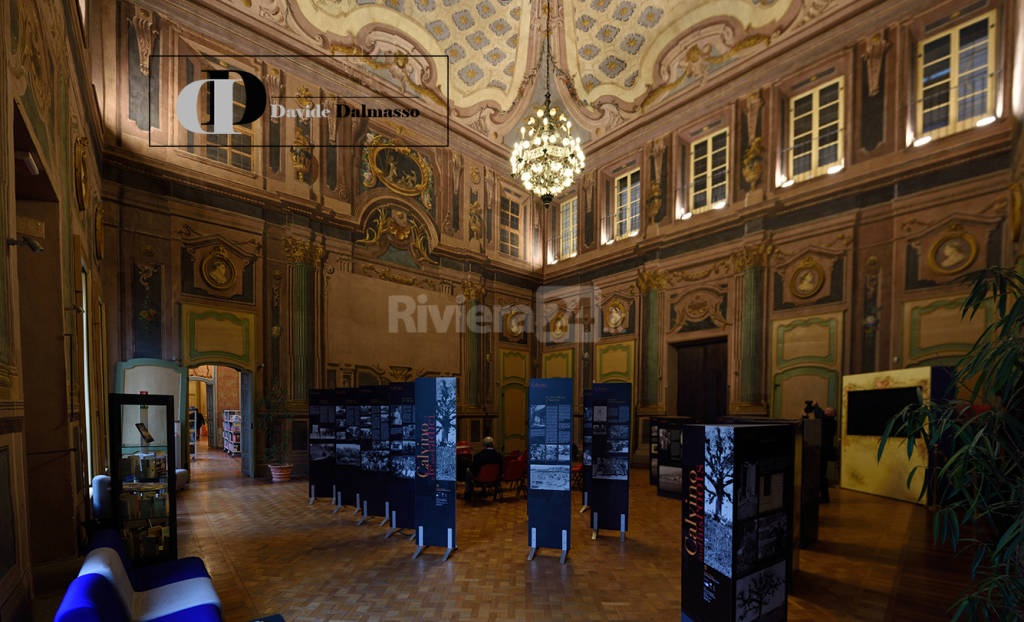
<box><xmin>223</xmin><ymin>410</ymin><xmax>241</xmax><ymax>457</ymax></box>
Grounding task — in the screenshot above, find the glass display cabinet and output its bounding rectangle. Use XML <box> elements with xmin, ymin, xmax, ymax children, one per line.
<box><xmin>108</xmin><ymin>393</ymin><xmax>177</xmax><ymax>564</ymax></box>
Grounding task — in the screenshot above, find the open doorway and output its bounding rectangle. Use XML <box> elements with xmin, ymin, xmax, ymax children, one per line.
<box><xmin>673</xmin><ymin>338</ymin><xmax>728</xmax><ymax>423</ymax></box>
<box><xmin>13</xmin><ymin>102</ymin><xmax>83</xmax><ymax>571</ymax></box>
<box><xmin>187</xmin><ymin>365</ymin><xmax>251</xmax><ymax>476</ymax></box>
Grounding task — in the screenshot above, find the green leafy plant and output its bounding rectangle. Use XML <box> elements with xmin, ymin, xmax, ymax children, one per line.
<box><xmin>879</xmin><ymin>267</ymin><xmax>1024</xmax><ymax>620</ymax></box>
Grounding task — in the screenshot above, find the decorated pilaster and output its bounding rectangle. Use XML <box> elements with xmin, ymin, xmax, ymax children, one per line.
<box><xmin>284</xmin><ymin>238</ymin><xmax>324</xmax><ymax>400</ymax></box>
<box><xmin>461</xmin><ymin>279</ymin><xmax>486</xmax><ymax>408</ymax></box>
<box><xmin>732</xmin><ymin>236</ymin><xmax>774</xmax><ymax>413</ymax></box>
<box><xmin>637</xmin><ymin>268</ymin><xmax>667</xmax><ymax>408</ymax></box>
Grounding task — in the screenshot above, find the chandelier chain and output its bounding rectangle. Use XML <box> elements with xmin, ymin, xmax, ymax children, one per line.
<box><xmin>509</xmin><ymin>0</ymin><xmax>585</xmax><ymax>207</ymax></box>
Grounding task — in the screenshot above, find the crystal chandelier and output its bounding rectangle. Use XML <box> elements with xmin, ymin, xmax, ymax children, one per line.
<box><xmin>509</xmin><ymin>0</ymin><xmax>584</xmax><ymax>208</ymax></box>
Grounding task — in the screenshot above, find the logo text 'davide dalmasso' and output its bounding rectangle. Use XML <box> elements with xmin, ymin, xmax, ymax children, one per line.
<box><xmin>176</xmin><ymin>69</ymin><xmax>421</xmax><ymax>136</ymax></box>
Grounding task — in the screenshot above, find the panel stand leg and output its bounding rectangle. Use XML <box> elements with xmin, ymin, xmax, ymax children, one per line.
<box><xmin>332</xmin><ymin>491</ymin><xmax>342</xmax><ymax>514</ymax></box>
<box><xmin>441</xmin><ymin>528</ymin><xmax>455</xmax><ymax>562</ymax></box>
<box><xmin>592</xmin><ymin>512</ymin><xmax>598</xmax><ymax>540</ymax></box>
<box><xmin>527</xmin><ymin>547</ymin><xmax>536</xmax><ymax>561</ymax></box>
<box><xmin>620</xmin><ymin>513</ymin><xmax>626</xmax><ymax>542</ymax></box>
<box><xmin>560</xmin><ymin>530</ymin><xmax>568</xmax><ymax>565</ymax></box>
<box><xmin>527</xmin><ymin>527</ymin><xmax>537</xmax><ymax>560</ymax></box>
<box><xmin>579</xmin><ymin>490</ymin><xmax>589</xmax><ymax>513</ymax></box>
<box><xmin>352</xmin><ymin>493</ymin><xmax>362</xmax><ymax>514</ymax></box>
<box><xmin>412</xmin><ymin>526</ymin><xmax>425</xmax><ymax>559</ymax></box>
<box><xmin>379</xmin><ymin>502</ymin><xmax>390</xmax><ymax>527</ymax></box>
<box><xmin>356</xmin><ymin>500</ymin><xmax>369</xmax><ymax>526</ymax></box>
<box><xmin>309</xmin><ymin>485</ymin><xmax>315</xmax><ymax>506</ymax></box>
<box><xmin>385</xmin><ymin>511</ymin><xmax>398</xmax><ymax>539</ymax></box>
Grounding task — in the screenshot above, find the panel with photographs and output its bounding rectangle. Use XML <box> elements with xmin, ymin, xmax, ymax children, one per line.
<box><xmin>589</xmin><ymin>382</ymin><xmax>632</xmax><ymax>532</ymax></box>
<box><xmin>389</xmin><ymin>383</ymin><xmax>417</xmax><ymax>480</ymax></box>
<box><xmin>307</xmin><ymin>390</ymin><xmax>337</xmax><ymax>498</ymax></box>
<box><xmin>657</xmin><ymin>418</ymin><xmax>686</xmax><ymax>499</ymax></box>
<box><xmin>526</xmin><ymin>378</ymin><xmax>573</xmax><ymax>552</ymax></box>
<box><xmin>527</xmin><ymin>398</ymin><xmax>572</xmax><ymax>491</ymax></box>
<box><xmin>681</xmin><ymin>423</ymin><xmax>794</xmax><ymax>622</ymax></box>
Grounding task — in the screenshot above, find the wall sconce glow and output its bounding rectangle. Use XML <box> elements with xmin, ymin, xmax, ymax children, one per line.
<box><xmin>912</xmin><ymin>135</ymin><xmax>932</xmax><ymax>147</ymax></box>
<box><xmin>975</xmin><ymin>115</ymin><xmax>996</xmax><ymax>127</ymax></box>
<box><xmin>826</xmin><ymin>164</ymin><xmax>844</xmax><ymax>175</ymax></box>
<box><xmin>711</xmin><ymin>200</ymin><xmax>726</xmax><ymax>210</ymax></box>
<box><xmin>681</xmin><ymin>211</ymin><xmax>693</xmax><ymax>220</ymax></box>
<box><xmin>780</xmin><ymin>178</ymin><xmax>794</xmax><ymax>188</ymax></box>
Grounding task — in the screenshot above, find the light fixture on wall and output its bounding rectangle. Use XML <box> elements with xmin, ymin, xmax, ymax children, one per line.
<box><xmin>509</xmin><ymin>0</ymin><xmax>585</xmax><ymax>208</ymax></box>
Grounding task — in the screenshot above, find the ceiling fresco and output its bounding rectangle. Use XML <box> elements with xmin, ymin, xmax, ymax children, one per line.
<box><xmin>235</xmin><ymin>0</ymin><xmax>851</xmax><ymax>140</ymax></box>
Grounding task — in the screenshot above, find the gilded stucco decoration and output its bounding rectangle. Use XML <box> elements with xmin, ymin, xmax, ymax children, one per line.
<box><xmin>789</xmin><ymin>256</ymin><xmax>826</xmax><ymax>299</ymax></box>
<box><xmin>730</xmin><ymin>234</ymin><xmax>776</xmax><ymax>272</ymax></box>
<box><xmin>361</xmin><ymin>132</ymin><xmax>435</xmax><ymax>215</ymax></box>
<box><xmin>283</xmin><ymin>238</ymin><xmax>326</xmax><ymax>264</ymax></box>
<box><xmin>668</xmin><ymin>287</ymin><xmax>728</xmax><ymax>332</ymax></box>
<box><xmin>289</xmin><ymin>87</ymin><xmax>318</xmax><ymax>184</ymax></box>
<box><xmin>183</xmin><ymin>236</ymin><xmax>259</xmax><ymax>299</ymax></box>
<box><xmin>926</xmin><ymin>224</ymin><xmax>978</xmax><ymax>276</ymax></box>
<box><xmin>128</xmin><ymin>6</ymin><xmax>159</xmax><ymax>76</ymax></box>
<box><xmin>268</xmin><ymin>0</ymin><xmax>846</xmax><ymax>138</ymax></box>
<box><xmin>461</xmin><ymin>280</ymin><xmax>486</xmax><ymax>303</ymax></box>
<box><xmin>601</xmin><ymin>295</ymin><xmax>631</xmax><ymax>336</ymax></box>
<box><xmin>360</xmin><ymin>264</ymin><xmax>454</xmax><ymax>293</ymax></box>
<box><xmin>74</xmin><ymin>136</ymin><xmax>89</xmax><ymax>212</ymax></box>
<box><xmin>862</xmin><ymin>32</ymin><xmax>888</xmax><ymax>97</ymax></box>
<box><xmin>357</xmin><ymin>204</ymin><xmax>438</xmax><ymax>267</ymax></box>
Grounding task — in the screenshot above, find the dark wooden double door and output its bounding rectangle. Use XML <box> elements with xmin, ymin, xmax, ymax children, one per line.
<box><xmin>674</xmin><ymin>338</ymin><xmax>728</xmax><ymax>422</ymax></box>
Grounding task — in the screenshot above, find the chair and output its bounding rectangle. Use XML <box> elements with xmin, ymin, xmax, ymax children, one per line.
<box><xmin>571</xmin><ymin>463</ymin><xmax>584</xmax><ymax>490</ymax></box>
<box><xmin>468</xmin><ymin>463</ymin><xmax>501</xmax><ymax>502</ymax></box>
<box><xmin>500</xmin><ymin>458</ymin><xmax>527</xmax><ymax>499</ymax></box>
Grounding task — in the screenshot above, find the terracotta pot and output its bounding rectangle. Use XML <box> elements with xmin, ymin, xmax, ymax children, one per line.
<box><xmin>268</xmin><ymin>463</ymin><xmax>293</xmax><ymax>482</ymax></box>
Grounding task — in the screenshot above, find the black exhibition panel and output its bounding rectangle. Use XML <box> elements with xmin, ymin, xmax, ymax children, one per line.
<box><xmin>681</xmin><ymin>423</ymin><xmax>795</xmax><ymax>622</ymax></box>
<box><xmin>358</xmin><ymin>385</ymin><xmax>391</xmax><ymax>519</ymax></box>
<box><xmin>589</xmin><ymin>382</ymin><xmax>631</xmax><ymax>533</ymax></box>
<box><xmin>307</xmin><ymin>389</ymin><xmax>335</xmax><ymax>500</ymax></box>
<box><xmin>656</xmin><ymin>417</ymin><xmax>687</xmax><ymax>499</ymax></box>
<box><xmin>581</xmin><ymin>389</ymin><xmax>592</xmax><ymax>504</ymax></box>
<box><xmin>800</xmin><ymin>418</ymin><xmax>822</xmax><ymax>547</ymax></box>
<box><xmin>108</xmin><ymin>392</ymin><xmax>177</xmax><ymax>565</ymax></box>
<box><xmin>413</xmin><ymin>377</ymin><xmax>457</xmax><ymax>552</ymax></box>
<box><xmin>386</xmin><ymin>382</ymin><xmax>417</xmax><ymax>530</ymax></box>
<box><xmin>334</xmin><ymin>387</ymin><xmax>360</xmax><ymax>507</ymax></box>
<box><xmin>526</xmin><ymin>378</ymin><xmax>573</xmax><ymax>555</ymax></box>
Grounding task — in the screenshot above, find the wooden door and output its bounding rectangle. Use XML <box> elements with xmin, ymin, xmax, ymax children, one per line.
<box><xmin>675</xmin><ymin>338</ymin><xmax>728</xmax><ymax>422</ymax></box>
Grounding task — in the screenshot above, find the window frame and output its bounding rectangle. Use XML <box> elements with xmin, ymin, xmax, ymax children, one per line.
<box><xmin>498</xmin><ymin>193</ymin><xmax>522</xmax><ymax>258</ymax></box>
<box><xmin>689</xmin><ymin>128</ymin><xmax>729</xmax><ymax>216</ymax></box>
<box><xmin>787</xmin><ymin>76</ymin><xmax>845</xmax><ymax>183</ymax></box>
<box><xmin>558</xmin><ymin>197</ymin><xmax>578</xmax><ymax>259</ymax></box>
<box><xmin>612</xmin><ymin>169</ymin><xmax>641</xmax><ymax>241</ymax></box>
<box><xmin>914</xmin><ymin>10</ymin><xmax>997</xmax><ymax>142</ymax></box>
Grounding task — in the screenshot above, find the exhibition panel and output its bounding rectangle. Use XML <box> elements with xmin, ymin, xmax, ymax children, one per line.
<box><xmin>526</xmin><ymin>378</ymin><xmax>573</xmax><ymax>562</ymax></box>
<box><xmin>681</xmin><ymin>423</ymin><xmax>794</xmax><ymax>622</ymax></box>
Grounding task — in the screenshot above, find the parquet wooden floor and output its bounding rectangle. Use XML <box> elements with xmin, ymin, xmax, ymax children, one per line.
<box><xmin>179</xmin><ymin>446</ymin><xmax>969</xmax><ymax>622</ymax></box>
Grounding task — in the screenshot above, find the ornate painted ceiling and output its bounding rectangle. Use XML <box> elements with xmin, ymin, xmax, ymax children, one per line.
<box><xmin>235</xmin><ymin>0</ymin><xmax>851</xmax><ymax>141</ymax></box>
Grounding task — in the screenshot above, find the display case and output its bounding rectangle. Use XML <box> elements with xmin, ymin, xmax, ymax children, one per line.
<box><xmin>222</xmin><ymin>410</ymin><xmax>241</xmax><ymax>456</ymax></box>
<box><xmin>108</xmin><ymin>393</ymin><xmax>177</xmax><ymax>565</ymax></box>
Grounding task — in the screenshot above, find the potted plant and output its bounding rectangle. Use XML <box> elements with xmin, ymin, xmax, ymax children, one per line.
<box><xmin>880</xmin><ymin>267</ymin><xmax>1024</xmax><ymax>619</ymax></box>
<box><xmin>258</xmin><ymin>382</ymin><xmax>294</xmax><ymax>482</ymax></box>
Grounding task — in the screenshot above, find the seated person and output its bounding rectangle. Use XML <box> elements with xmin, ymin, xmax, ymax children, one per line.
<box><xmin>464</xmin><ymin>436</ymin><xmax>502</xmax><ymax>502</ymax></box>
